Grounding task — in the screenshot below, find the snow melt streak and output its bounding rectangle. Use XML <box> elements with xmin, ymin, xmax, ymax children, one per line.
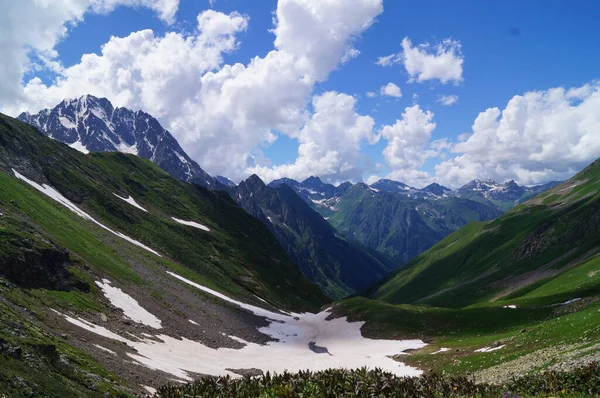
<box><xmin>13</xmin><ymin>170</ymin><xmax>161</xmax><ymax>257</ymax></box>
<box><xmin>113</xmin><ymin>193</ymin><xmax>148</xmax><ymax>212</ymax></box>
<box><xmin>171</xmin><ymin>217</ymin><xmax>210</xmax><ymax>232</ymax></box>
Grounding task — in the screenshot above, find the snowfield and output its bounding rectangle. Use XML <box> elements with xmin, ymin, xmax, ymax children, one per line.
<box><xmin>95</xmin><ymin>279</ymin><xmax>162</xmax><ymax>329</ymax></box>
<box><xmin>171</xmin><ymin>217</ymin><xmax>210</xmax><ymax>232</ymax></box>
<box><xmin>13</xmin><ymin>170</ymin><xmax>162</xmax><ymax>257</ymax></box>
<box><xmin>56</xmin><ymin>271</ymin><xmax>426</xmax><ymax>380</ymax></box>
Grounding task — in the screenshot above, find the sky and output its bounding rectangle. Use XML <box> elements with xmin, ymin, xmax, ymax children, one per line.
<box><xmin>1</xmin><ymin>0</ymin><xmax>600</xmax><ymax>188</ymax></box>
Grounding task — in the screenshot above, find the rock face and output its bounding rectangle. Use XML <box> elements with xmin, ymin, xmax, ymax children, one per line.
<box><xmin>18</xmin><ymin>95</ymin><xmax>215</xmax><ymax>188</ymax></box>
<box><xmin>0</xmin><ymin>230</ymin><xmax>88</xmax><ymax>291</ymax></box>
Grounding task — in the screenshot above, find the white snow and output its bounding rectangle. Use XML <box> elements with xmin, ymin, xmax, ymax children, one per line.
<box><xmin>13</xmin><ymin>170</ymin><xmax>162</xmax><ymax>257</ymax></box>
<box><xmin>562</xmin><ymin>298</ymin><xmax>581</xmax><ymax>305</ymax></box>
<box><xmin>503</xmin><ymin>305</ymin><xmax>517</xmax><ymax>309</ymax></box>
<box><xmin>188</xmin><ymin>320</ymin><xmax>199</xmax><ymax>326</ymax></box>
<box><xmin>94</xmin><ymin>344</ymin><xmax>117</xmax><ymax>355</ymax></box>
<box><xmin>59</xmin><ymin>116</ymin><xmax>76</xmax><ymax>129</ymax></box>
<box><xmin>173</xmin><ymin>150</ymin><xmax>189</xmax><ymax>164</ymax></box>
<box><xmin>69</xmin><ymin>140</ymin><xmax>89</xmax><ymax>154</ymax></box>
<box><xmin>56</xmin><ymin>271</ymin><xmax>426</xmax><ymax>380</ymax></box>
<box><xmin>113</xmin><ymin>193</ymin><xmax>148</xmax><ymax>212</ymax></box>
<box><xmin>254</xmin><ymin>295</ymin><xmax>268</xmax><ymax>304</ymax></box>
<box><xmin>267</xmin><ymin>216</ymin><xmax>273</xmax><ymax>223</ymax></box>
<box><xmin>143</xmin><ymin>386</ymin><xmax>157</xmax><ymax>394</ymax></box>
<box><xmin>171</xmin><ymin>217</ymin><xmax>210</xmax><ymax>232</ymax></box>
<box><xmin>95</xmin><ymin>279</ymin><xmax>162</xmax><ymax>329</ymax></box>
<box><xmin>475</xmin><ymin>345</ymin><xmax>505</xmax><ymax>353</ymax></box>
<box><xmin>430</xmin><ymin>348</ymin><xmax>450</xmax><ymax>354</ymax></box>
<box><xmin>116</xmin><ymin>141</ymin><xmax>138</xmax><ymax>155</ymax></box>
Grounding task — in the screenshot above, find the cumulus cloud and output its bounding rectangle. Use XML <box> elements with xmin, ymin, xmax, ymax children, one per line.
<box><xmin>247</xmin><ymin>91</ymin><xmax>377</xmax><ymax>182</ymax></box>
<box><xmin>366</xmin><ymin>91</ymin><xmax>376</xmax><ymax>98</ymax></box>
<box><xmin>0</xmin><ymin>0</ymin><xmax>179</xmax><ymax>109</ymax></box>
<box><xmin>380</xmin><ymin>105</ymin><xmax>437</xmax><ymax>170</ymax></box>
<box><xmin>380</xmin><ymin>82</ymin><xmax>402</xmax><ymax>98</ymax></box>
<box><xmin>377</xmin><ymin>37</ymin><xmax>464</xmax><ymax>85</ymax></box>
<box><xmin>437</xmin><ymin>94</ymin><xmax>458</xmax><ymax>106</ymax></box>
<box><xmin>435</xmin><ymin>82</ymin><xmax>600</xmax><ymax>186</ymax></box>
<box><xmin>4</xmin><ymin>0</ymin><xmax>384</xmax><ymax>183</ymax></box>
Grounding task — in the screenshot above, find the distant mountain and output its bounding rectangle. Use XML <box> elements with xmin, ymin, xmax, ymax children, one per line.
<box><xmin>273</xmin><ymin>178</ymin><xmax>503</xmax><ymax>263</ymax></box>
<box><xmin>456</xmin><ymin>179</ymin><xmax>563</xmax><ymax>211</ymax></box>
<box><xmin>237</xmin><ymin>175</ymin><xmax>397</xmax><ymax>299</ymax></box>
<box><xmin>365</xmin><ymin>158</ymin><xmax>600</xmax><ymax>309</ymax></box>
<box><xmin>18</xmin><ymin>95</ymin><xmax>215</xmax><ymax>188</ymax></box>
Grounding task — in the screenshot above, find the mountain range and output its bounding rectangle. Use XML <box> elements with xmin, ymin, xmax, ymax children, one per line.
<box><xmin>17</xmin><ymin>96</ymin><xmax>560</xmax><ymax>297</ymax></box>
<box><xmin>2</xmin><ymin>98</ymin><xmax>600</xmax><ymax>396</ymax></box>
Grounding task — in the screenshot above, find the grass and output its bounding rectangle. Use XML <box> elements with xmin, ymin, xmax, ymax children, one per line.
<box><xmin>364</xmin><ymin>159</ymin><xmax>600</xmax><ymax>309</ymax></box>
<box><xmin>333</xmin><ymin>296</ymin><xmax>600</xmax><ymax>376</ymax></box>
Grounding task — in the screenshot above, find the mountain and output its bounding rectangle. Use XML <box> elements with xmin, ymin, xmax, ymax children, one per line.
<box><xmin>273</xmin><ymin>178</ymin><xmax>503</xmax><ymax>263</ymax></box>
<box><xmin>365</xmin><ymin>158</ymin><xmax>600</xmax><ymax>308</ymax></box>
<box><xmin>18</xmin><ymin>95</ymin><xmax>216</xmax><ymax>188</ymax></box>
<box><xmin>236</xmin><ymin>175</ymin><xmax>397</xmax><ymax>299</ymax></box>
<box><xmin>0</xmin><ymin>112</ymin><xmax>328</xmax><ymax>395</ymax></box>
<box><xmin>456</xmin><ymin>178</ymin><xmax>563</xmax><ymax>211</ymax></box>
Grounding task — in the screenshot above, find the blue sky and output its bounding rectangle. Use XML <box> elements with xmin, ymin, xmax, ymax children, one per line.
<box><xmin>4</xmin><ymin>0</ymin><xmax>600</xmax><ymax>187</ymax></box>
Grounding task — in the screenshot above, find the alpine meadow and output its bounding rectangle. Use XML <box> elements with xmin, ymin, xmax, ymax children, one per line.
<box><xmin>2</xmin><ymin>0</ymin><xmax>600</xmax><ymax>397</ymax></box>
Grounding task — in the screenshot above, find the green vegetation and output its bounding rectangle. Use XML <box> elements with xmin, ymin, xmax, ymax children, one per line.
<box><xmin>0</xmin><ymin>112</ymin><xmax>327</xmax><ymax>311</ymax></box>
<box><xmin>364</xmin><ymin>159</ymin><xmax>600</xmax><ymax>308</ymax></box>
<box><xmin>153</xmin><ymin>363</ymin><xmax>600</xmax><ymax>397</ymax></box>
<box><xmin>321</xmin><ymin>183</ymin><xmax>501</xmax><ymax>264</ymax></box>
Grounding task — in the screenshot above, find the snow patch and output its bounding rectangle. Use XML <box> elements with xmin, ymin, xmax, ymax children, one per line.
<box><xmin>475</xmin><ymin>345</ymin><xmax>505</xmax><ymax>353</ymax></box>
<box><xmin>188</xmin><ymin>320</ymin><xmax>199</xmax><ymax>326</ymax></box>
<box><xmin>116</xmin><ymin>141</ymin><xmax>138</xmax><ymax>155</ymax></box>
<box><xmin>113</xmin><ymin>193</ymin><xmax>148</xmax><ymax>212</ymax></box>
<box><xmin>59</xmin><ymin>116</ymin><xmax>76</xmax><ymax>129</ymax></box>
<box><xmin>562</xmin><ymin>298</ymin><xmax>581</xmax><ymax>305</ymax></box>
<box><xmin>430</xmin><ymin>348</ymin><xmax>450</xmax><ymax>354</ymax></box>
<box><xmin>95</xmin><ymin>279</ymin><xmax>162</xmax><ymax>329</ymax></box>
<box><xmin>143</xmin><ymin>386</ymin><xmax>157</xmax><ymax>394</ymax></box>
<box><xmin>171</xmin><ymin>217</ymin><xmax>210</xmax><ymax>232</ymax></box>
<box><xmin>94</xmin><ymin>344</ymin><xmax>117</xmax><ymax>355</ymax></box>
<box><xmin>69</xmin><ymin>140</ymin><xmax>89</xmax><ymax>154</ymax></box>
<box><xmin>503</xmin><ymin>305</ymin><xmax>517</xmax><ymax>309</ymax></box>
<box><xmin>13</xmin><ymin>170</ymin><xmax>161</xmax><ymax>257</ymax></box>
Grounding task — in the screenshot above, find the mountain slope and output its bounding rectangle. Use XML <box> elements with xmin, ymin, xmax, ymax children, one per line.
<box><xmin>305</xmin><ymin>182</ymin><xmax>502</xmax><ymax>263</ymax></box>
<box><xmin>365</xmin><ymin>158</ymin><xmax>600</xmax><ymax>308</ymax></box>
<box><xmin>18</xmin><ymin>95</ymin><xmax>215</xmax><ymax>188</ymax></box>
<box><xmin>0</xmin><ymin>112</ymin><xmax>328</xmax><ymax>394</ymax></box>
<box><xmin>236</xmin><ymin>175</ymin><xmax>396</xmax><ymax>299</ymax></box>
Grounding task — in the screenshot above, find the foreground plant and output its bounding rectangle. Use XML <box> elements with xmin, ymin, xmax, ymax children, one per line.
<box><xmin>151</xmin><ymin>362</ymin><xmax>600</xmax><ymax>397</ymax></box>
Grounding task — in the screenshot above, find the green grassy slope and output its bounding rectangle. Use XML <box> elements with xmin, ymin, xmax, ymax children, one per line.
<box><xmin>364</xmin><ymin>158</ymin><xmax>600</xmax><ymax>308</ymax></box>
<box><xmin>0</xmin><ymin>112</ymin><xmax>327</xmax><ymax>311</ymax></box>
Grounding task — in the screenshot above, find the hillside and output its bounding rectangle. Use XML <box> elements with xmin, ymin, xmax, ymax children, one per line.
<box><xmin>364</xmin><ymin>158</ymin><xmax>600</xmax><ymax>308</ymax></box>
<box><xmin>280</xmin><ymin>180</ymin><xmax>503</xmax><ymax>263</ymax></box>
<box><xmin>0</xmin><ymin>113</ymin><xmax>329</xmax><ymax>396</ymax></box>
<box><xmin>236</xmin><ymin>175</ymin><xmax>397</xmax><ymax>299</ymax></box>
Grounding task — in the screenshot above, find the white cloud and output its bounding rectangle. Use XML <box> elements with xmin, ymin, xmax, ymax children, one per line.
<box><xmin>380</xmin><ymin>105</ymin><xmax>437</xmax><ymax>170</ymax></box>
<box><xmin>247</xmin><ymin>91</ymin><xmax>377</xmax><ymax>182</ymax></box>
<box><xmin>5</xmin><ymin>0</ymin><xmax>384</xmax><ymax>183</ymax></box>
<box><xmin>0</xmin><ymin>0</ymin><xmax>179</xmax><ymax>109</ymax></box>
<box><xmin>366</xmin><ymin>91</ymin><xmax>376</xmax><ymax>98</ymax></box>
<box><xmin>380</xmin><ymin>82</ymin><xmax>402</xmax><ymax>98</ymax></box>
<box><xmin>402</xmin><ymin>37</ymin><xmax>464</xmax><ymax>84</ymax></box>
<box><xmin>376</xmin><ymin>37</ymin><xmax>464</xmax><ymax>85</ymax></box>
<box><xmin>435</xmin><ymin>82</ymin><xmax>600</xmax><ymax>187</ymax></box>
<box><xmin>376</xmin><ymin>53</ymin><xmax>400</xmax><ymax>67</ymax></box>
<box><xmin>437</xmin><ymin>94</ymin><xmax>458</xmax><ymax>106</ymax></box>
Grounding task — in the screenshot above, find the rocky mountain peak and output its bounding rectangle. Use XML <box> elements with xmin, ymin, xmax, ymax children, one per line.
<box><xmin>18</xmin><ymin>96</ymin><xmax>215</xmax><ymax>188</ymax></box>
